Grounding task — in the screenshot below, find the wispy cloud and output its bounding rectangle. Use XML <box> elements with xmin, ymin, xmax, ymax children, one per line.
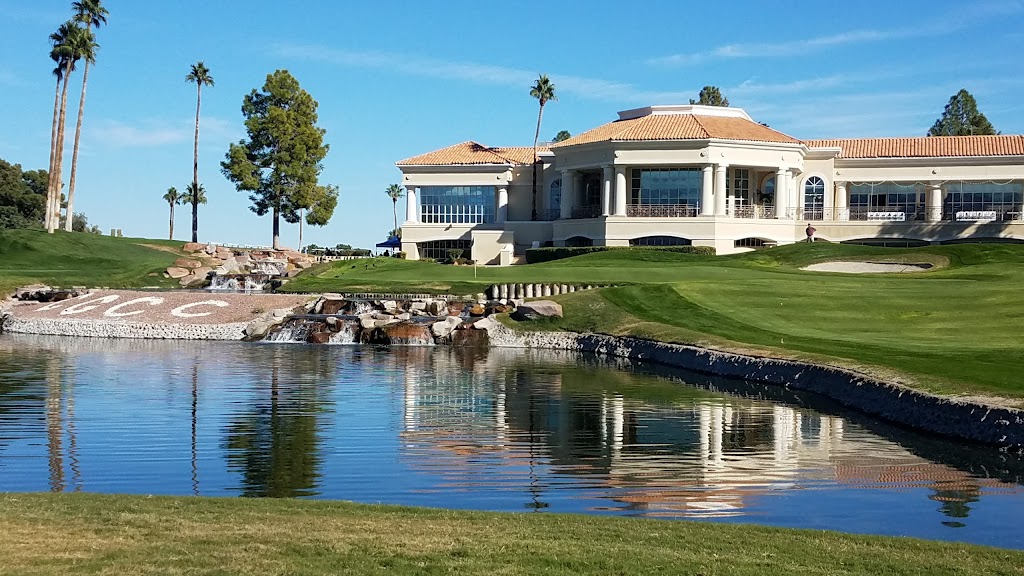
<box><xmin>648</xmin><ymin>0</ymin><xmax>1024</xmax><ymax>66</ymax></box>
<box><xmin>90</xmin><ymin>116</ymin><xmax>240</xmax><ymax>148</ymax></box>
<box><xmin>274</xmin><ymin>44</ymin><xmax>695</xmax><ymax>104</ymax></box>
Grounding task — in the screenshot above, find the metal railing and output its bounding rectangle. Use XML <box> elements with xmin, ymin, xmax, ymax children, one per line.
<box><xmin>626</xmin><ymin>204</ymin><xmax>699</xmax><ymax>218</ymax></box>
<box><xmin>535</xmin><ymin>209</ymin><xmax>561</xmax><ymax>221</ymax></box>
<box><xmin>733</xmin><ymin>204</ymin><xmax>776</xmax><ymax>219</ymax></box>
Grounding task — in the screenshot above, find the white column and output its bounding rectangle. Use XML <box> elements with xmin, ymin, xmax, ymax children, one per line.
<box><xmin>701</xmin><ymin>165</ymin><xmax>714</xmax><ymax>216</ymax></box>
<box><xmin>496</xmin><ymin>187</ymin><xmax>508</xmax><ymax>224</ymax></box>
<box><xmin>775</xmin><ymin>169</ymin><xmax>789</xmax><ymax>219</ymax></box>
<box><xmin>601</xmin><ymin>166</ymin><xmax>613</xmax><ymax>217</ymax></box>
<box><xmin>714</xmin><ymin>164</ymin><xmax>728</xmax><ymax>216</ymax></box>
<box><xmin>835</xmin><ymin>181</ymin><xmax>848</xmax><ymax>221</ymax></box>
<box><xmin>927</xmin><ymin>183</ymin><xmax>943</xmax><ymax>222</ymax></box>
<box><xmin>794</xmin><ymin>172</ymin><xmax>805</xmax><ymax>217</ymax></box>
<box><xmin>614</xmin><ymin>166</ymin><xmax>627</xmax><ymax>216</ymax></box>
<box><xmin>560</xmin><ymin>170</ymin><xmax>576</xmax><ymax>219</ymax></box>
<box><xmin>404</xmin><ymin>186</ymin><xmax>419</xmax><ymax>224</ymax></box>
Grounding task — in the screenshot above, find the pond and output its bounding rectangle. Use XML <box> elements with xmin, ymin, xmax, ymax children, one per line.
<box><xmin>0</xmin><ymin>334</ymin><xmax>1022</xmax><ymax>549</ymax></box>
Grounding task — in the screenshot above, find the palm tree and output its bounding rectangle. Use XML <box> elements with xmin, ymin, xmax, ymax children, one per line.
<box><xmin>163</xmin><ymin>186</ymin><xmax>180</xmax><ymax>240</ymax></box>
<box><xmin>185</xmin><ymin>62</ymin><xmax>214</xmax><ymax>242</ymax></box>
<box><xmin>529</xmin><ymin>74</ymin><xmax>556</xmax><ymax>221</ymax></box>
<box><xmin>385</xmin><ymin>184</ymin><xmax>404</xmax><ymax>235</ymax></box>
<box><xmin>63</xmin><ymin>0</ymin><xmax>108</xmax><ymax>232</ymax></box>
<box><xmin>46</xmin><ymin>55</ymin><xmax>65</xmax><ymax>234</ymax></box>
<box><xmin>182</xmin><ymin>182</ymin><xmax>207</xmax><ymax>208</ymax></box>
<box><xmin>47</xmin><ymin>22</ymin><xmax>82</xmax><ymax>233</ymax></box>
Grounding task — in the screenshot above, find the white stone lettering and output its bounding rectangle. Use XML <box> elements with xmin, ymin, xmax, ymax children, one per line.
<box><xmin>36</xmin><ymin>292</ymin><xmax>90</xmax><ymax>312</ymax></box>
<box><xmin>103</xmin><ymin>296</ymin><xmax>166</xmax><ymax>318</ymax></box>
<box><xmin>170</xmin><ymin>300</ymin><xmax>229</xmax><ymax>318</ymax></box>
<box><xmin>59</xmin><ymin>295</ymin><xmax>121</xmax><ymax>316</ymax></box>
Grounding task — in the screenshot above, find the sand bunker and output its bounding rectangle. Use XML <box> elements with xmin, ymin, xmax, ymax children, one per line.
<box><xmin>801</xmin><ymin>261</ymin><xmax>934</xmax><ymax>274</ymax></box>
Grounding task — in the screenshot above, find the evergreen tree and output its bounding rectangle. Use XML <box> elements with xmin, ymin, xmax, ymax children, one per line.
<box><xmin>553</xmin><ymin>130</ymin><xmax>571</xmax><ymax>142</ymax></box>
<box><xmin>690</xmin><ymin>86</ymin><xmax>729</xmax><ymax>107</ymax></box>
<box><xmin>222</xmin><ymin>70</ymin><xmax>338</xmax><ymax>250</ymax></box>
<box><xmin>928</xmin><ymin>89</ymin><xmax>998</xmax><ymax>136</ymax></box>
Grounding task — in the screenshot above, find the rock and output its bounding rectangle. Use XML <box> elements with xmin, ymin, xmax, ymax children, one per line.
<box><xmin>194</xmin><ymin>267</ymin><xmax>214</xmax><ymax>278</ymax></box>
<box><xmin>430</xmin><ymin>316</ymin><xmax>463</xmax><ymax>339</ymax></box>
<box><xmin>372</xmin><ymin>313</ymin><xmax>394</xmax><ymax>321</ymax></box>
<box><xmin>471</xmin><ymin>316</ymin><xmax>497</xmax><ymax>330</ymax></box>
<box><xmin>308</xmin><ymin>331</ymin><xmax>332</xmax><ymax>344</ymax></box>
<box><xmin>325</xmin><ymin>316</ymin><xmax>339</xmax><ymax>327</ymax></box>
<box><xmin>452</xmin><ymin>328</ymin><xmax>489</xmax><ymax>348</ymax></box>
<box><xmin>321</xmin><ymin>299</ymin><xmax>346</xmax><ymax>315</ymax></box>
<box><xmin>166</xmin><ymin>267</ymin><xmax>190</xmax><ymax>279</ymax></box>
<box><xmin>380</xmin><ymin>322</ymin><xmax>432</xmax><ymax>344</ymax></box>
<box><xmin>359</xmin><ymin>315</ymin><xmax>377</xmax><ymax>330</ymax></box>
<box><xmin>426</xmin><ymin>300</ymin><xmax>448</xmax><ymax>316</ymax></box>
<box><xmin>206</xmin><ymin>258</ymin><xmax>224</xmax><ymax>267</ymax></box>
<box><xmin>512</xmin><ymin>300</ymin><xmax>563</xmax><ymax>321</ymax></box>
<box><xmin>396</xmin><ymin>312</ymin><xmax>412</xmax><ymax>321</ymax></box>
<box><xmin>204</xmin><ymin>244</ymin><xmax>217</xmax><ymax>255</ymax></box>
<box><xmin>410</xmin><ymin>302</ymin><xmax>427</xmax><ymax>312</ymax></box>
<box><xmin>490</xmin><ymin>304</ymin><xmax>513</xmax><ymax>314</ymax></box>
<box><xmin>244</xmin><ymin>320</ymin><xmax>271</xmax><ymax>338</ymax></box>
<box><xmin>174</xmin><ymin>258</ymin><xmax>202</xmax><ymax>269</ymax></box>
<box><xmin>272</xmin><ymin>308</ymin><xmax>292</xmax><ymax>319</ymax></box>
<box><xmin>182</xmin><ymin>242</ymin><xmax>203</xmax><ymax>252</ymax></box>
<box><xmin>179</xmin><ymin>274</ymin><xmax>198</xmax><ymax>287</ymax></box>
<box><xmin>382</xmin><ymin>300</ymin><xmax>399</xmax><ymax>312</ymax></box>
<box><xmin>469</xmin><ymin>304</ymin><xmax>486</xmax><ymax>317</ymax></box>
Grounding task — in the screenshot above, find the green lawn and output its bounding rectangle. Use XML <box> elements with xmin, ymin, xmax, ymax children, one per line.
<box><xmin>286</xmin><ymin>244</ymin><xmax>1024</xmax><ymax>400</ymax></box>
<box><xmin>0</xmin><ymin>228</ymin><xmax>186</xmax><ymax>296</ymax></box>
<box><xmin>0</xmin><ymin>493</ymin><xmax>1020</xmax><ymax>575</ymax></box>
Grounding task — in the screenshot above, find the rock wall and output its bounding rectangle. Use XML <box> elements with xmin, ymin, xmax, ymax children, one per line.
<box><xmin>485</xmin><ymin>322</ymin><xmax>1024</xmax><ymax>450</ymax></box>
<box><xmin>1</xmin><ymin>315</ymin><xmax>248</xmax><ymax>340</ymax></box>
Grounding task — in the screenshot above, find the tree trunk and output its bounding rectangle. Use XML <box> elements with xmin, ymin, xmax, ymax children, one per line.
<box><xmin>272</xmin><ymin>202</ymin><xmax>281</xmax><ymax>251</ymax></box>
<box><xmin>298</xmin><ymin>208</ymin><xmax>304</xmax><ymax>252</ymax></box>
<box><xmin>531</xmin><ymin>103</ymin><xmax>545</xmax><ymax>221</ymax></box>
<box><xmin>192</xmin><ymin>84</ymin><xmax>201</xmax><ymax>243</ymax></box>
<box><xmin>169</xmin><ymin>202</ymin><xmax>175</xmax><ymax>240</ymax></box>
<box><xmin>46</xmin><ymin>77</ymin><xmax>61</xmax><ymax>230</ymax></box>
<box><xmin>392</xmin><ymin>198</ymin><xmax>398</xmax><ymax>233</ymax></box>
<box><xmin>64</xmin><ymin>58</ymin><xmax>91</xmax><ymax>231</ymax></box>
<box><xmin>50</xmin><ymin>59</ymin><xmax>75</xmax><ymax>233</ymax></box>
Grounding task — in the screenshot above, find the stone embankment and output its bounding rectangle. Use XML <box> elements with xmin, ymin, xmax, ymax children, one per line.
<box><xmin>483</xmin><ymin>323</ymin><xmax>1024</xmax><ymax>450</ymax></box>
<box><xmin>165</xmin><ymin>242</ymin><xmax>317</xmax><ymax>288</ymax></box>
<box><xmin>1</xmin><ymin>288</ymin><xmax>312</xmax><ymax>340</ymax></box>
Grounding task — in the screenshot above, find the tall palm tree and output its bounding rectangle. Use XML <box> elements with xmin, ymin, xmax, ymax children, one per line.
<box><xmin>529</xmin><ymin>74</ymin><xmax>556</xmax><ymax>221</ymax></box>
<box><xmin>385</xmin><ymin>184</ymin><xmax>404</xmax><ymax>235</ymax></box>
<box><xmin>47</xmin><ymin>22</ymin><xmax>82</xmax><ymax>233</ymax></box>
<box><xmin>46</xmin><ymin>55</ymin><xmax>65</xmax><ymax>233</ymax></box>
<box><xmin>163</xmin><ymin>186</ymin><xmax>180</xmax><ymax>240</ymax></box>
<box><xmin>182</xmin><ymin>182</ymin><xmax>207</xmax><ymax>209</ymax></box>
<box><xmin>63</xmin><ymin>0</ymin><xmax>108</xmax><ymax>232</ymax></box>
<box><xmin>185</xmin><ymin>62</ymin><xmax>214</xmax><ymax>242</ymax></box>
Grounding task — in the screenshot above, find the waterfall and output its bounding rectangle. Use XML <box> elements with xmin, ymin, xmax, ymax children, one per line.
<box><xmin>208</xmin><ymin>274</ymin><xmax>270</xmax><ymax>292</ymax></box>
<box><xmin>328</xmin><ymin>320</ymin><xmax>359</xmax><ymax>345</ymax></box>
<box><xmin>350</xmin><ymin>300</ymin><xmax>375</xmax><ymax>315</ymax></box>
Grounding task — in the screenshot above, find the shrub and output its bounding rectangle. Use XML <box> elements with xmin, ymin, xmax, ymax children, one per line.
<box><xmin>397</xmin><ymin>251</ymin><xmax>407</xmax><ymax>259</ymax></box>
<box><xmin>525</xmin><ymin>245</ymin><xmax>716</xmax><ymax>264</ymax></box>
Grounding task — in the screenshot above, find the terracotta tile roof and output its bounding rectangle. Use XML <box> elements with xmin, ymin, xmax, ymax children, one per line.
<box><xmin>552</xmin><ymin>114</ymin><xmax>800</xmax><ymax>147</ymax></box>
<box><xmin>805</xmin><ymin>135</ymin><xmax>1024</xmax><ymax>159</ymax></box>
<box><xmin>396</xmin><ymin>141</ymin><xmax>549</xmax><ymax>166</ymax></box>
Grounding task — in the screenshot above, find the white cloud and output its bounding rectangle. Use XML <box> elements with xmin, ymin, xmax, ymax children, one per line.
<box><xmin>648</xmin><ymin>1</ymin><xmax>1024</xmax><ymax>66</ymax></box>
<box><xmin>89</xmin><ymin>116</ymin><xmax>241</xmax><ymax>149</ymax></box>
<box><xmin>273</xmin><ymin>44</ymin><xmax>696</xmax><ymax>104</ymax></box>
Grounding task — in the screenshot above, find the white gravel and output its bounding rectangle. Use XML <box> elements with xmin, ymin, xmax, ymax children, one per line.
<box><xmin>801</xmin><ymin>261</ymin><xmax>933</xmax><ymax>274</ymax></box>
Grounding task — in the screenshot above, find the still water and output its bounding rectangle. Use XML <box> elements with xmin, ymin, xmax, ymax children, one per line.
<box><xmin>0</xmin><ymin>334</ymin><xmax>1022</xmax><ymax>549</ymax></box>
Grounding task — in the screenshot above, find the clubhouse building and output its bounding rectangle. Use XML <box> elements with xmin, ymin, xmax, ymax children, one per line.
<box><xmin>396</xmin><ymin>105</ymin><xmax>1024</xmax><ymax>261</ymax></box>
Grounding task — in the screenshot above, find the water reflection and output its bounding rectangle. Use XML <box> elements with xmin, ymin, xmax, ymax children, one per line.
<box><xmin>0</xmin><ymin>335</ymin><xmax>1022</xmax><ymax>549</ymax></box>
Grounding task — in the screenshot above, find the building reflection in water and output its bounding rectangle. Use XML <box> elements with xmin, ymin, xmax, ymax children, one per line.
<box><xmin>398</xmin><ymin>348</ymin><xmax>1005</xmax><ymax>522</ymax></box>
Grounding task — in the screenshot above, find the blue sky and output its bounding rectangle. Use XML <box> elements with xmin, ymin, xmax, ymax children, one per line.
<box><xmin>2</xmin><ymin>0</ymin><xmax>1023</xmax><ymax>249</ymax></box>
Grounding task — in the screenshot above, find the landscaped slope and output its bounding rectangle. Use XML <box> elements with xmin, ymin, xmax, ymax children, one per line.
<box><xmin>0</xmin><ymin>494</ymin><xmax>1020</xmax><ymax>575</ymax></box>
<box><xmin>0</xmin><ymin>228</ymin><xmax>186</xmax><ymax>296</ymax></box>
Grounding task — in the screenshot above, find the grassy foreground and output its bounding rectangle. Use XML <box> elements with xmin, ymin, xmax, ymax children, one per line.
<box><xmin>1</xmin><ymin>493</ymin><xmax>1021</xmax><ymax>575</ymax></box>
<box><xmin>287</xmin><ymin>244</ymin><xmax>1024</xmax><ymax>400</ymax></box>
<box><xmin>0</xmin><ymin>228</ymin><xmax>185</xmax><ymax>296</ymax></box>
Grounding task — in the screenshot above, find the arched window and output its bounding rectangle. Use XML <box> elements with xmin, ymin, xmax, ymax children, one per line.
<box><xmin>804</xmin><ymin>176</ymin><xmax>825</xmax><ymax>220</ymax></box>
<box><xmin>548</xmin><ymin>179</ymin><xmax>561</xmax><ymax>219</ymax></box>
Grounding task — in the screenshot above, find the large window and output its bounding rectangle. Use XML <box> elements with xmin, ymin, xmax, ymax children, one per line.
<box><xmin>546</xmin><ymin>179</ymin><xmax>561</xmax><ymax>220</ymax></box>
<box><xmin>803</xmin><ymin>176</ymin><xmax>826</xmax><ymax>220</ymax></box>
<box><xmin>943</xmin><ymin>181</ymin><xmax>1023</xmax><ymax>220</ymax></box>
<box><xmin>628</xmin><ymin>168</ymin><xmax>702</xmax><ymax>217</ymax></box>
<box><xmin>629</xmin><ymin>236</ymin><xmax>692</xmax><ymax>246</ymax></box>
<box><xmin>419</xmin><ymin>240</ymin><xmax>471</xmax><ymax>260</ymax></box>
<box><xmin>420</xmin><ymin>186</ymin><xmax>495</xmax><ymax>224</ymax></box>
<box><xmin>849</xmin><ymin>183</ymin><xmax>924</xmax><ymax>220</ymax></box>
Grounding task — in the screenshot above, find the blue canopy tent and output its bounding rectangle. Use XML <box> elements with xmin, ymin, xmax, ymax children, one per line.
<box><xmin>375</xmin><ymin>236</ymin><xmax>401</xmax><ymax>254</ymax></box>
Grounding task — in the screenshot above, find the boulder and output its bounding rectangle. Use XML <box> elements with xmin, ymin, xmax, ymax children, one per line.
<box><xmin>178</xmin><ymin>274</ymin><xmax>198</xmax><ymax>287</ymax></box>
<box><xmin>489</xmin><ymin>304</ymin><xmax>513</xmax><ymax>315</ymax></box>
<box><xmin>174</xmin><ymin>258</ymin><xmax>202</xmax><ymax>269</ymax></box>
<box><xmin>182</xmin><ymin>242</ymin><xmax>203</xmax><ymax>252</ymax></box>
<box><xmin>396</xmin><ymin>312</ymin><xmax>412</xmax><ymax>321</ymax></box>
<box><xmin>430</xmin><ymin>316</ymin><xmax>463</xmax><ymax>339</ymax></box>
<box><xmin>308</xmin><ymin>331</ymin><xmax>332</xmax><ymax>344</ymax></box>
<box><xmin>321</xmin><ymin>299</ymin><xmax>346</xmax><ymax>315</ymax></box>
<box><xmin>410</xmin><ymin>302</ymin><xmax>427</xmax><ymax>312</ymax></box>
<box><xmin>272</xmin><ymin>308</ymin><xmax>292</xmax><ymax>319</ymax></box>
<box><xmin>470</xmin><ymin>316</ymin><xmax>497</xmax><ymax>330</ymax></box>
<box><xmin>469</xmin><ymin>304</ymin><xmax>486</xmax><ymax>317</ymax></box>
<box><xmin>359</xmin><ymin>315</ymin><xmax>377</xmax><ymax>330</ymax></box>
<box><xmin>452</xmin><ymin>328</ymin><xmax>489</xmax><ymax>349</ymax></box>
<box><xmin>204</xmin><ymin>244</ymin><xmax>217</xmax><ymax>255</ymax></box>
<box><xmin>166</xmin><ymin>267</ymin><xmax>191</xmax><ymax>279</ymax></box>
<box><xmin>244</xmin><ymin>320</ymin><xmax>271</xmax><ymax>338</ymax></box>
<box><xmin>325</xmin><ymin>316</ymin><xmax>339</xmax><ymax>327</ymax></box>
<box><xmin>193</xmin><ymin>267</ymin><xmax>214</xmax><ymax>279</ymax></box>
<box><xmin>426</xmin><ymin>300</ymin><xmax>448</xmax><ymax>316</ymax></box>
<box><xmin>512</xmin><ymin>300</ymin><xmax>563</xmax><ymax>321</ymax></box>
<box><xmin>380</xmin><ymin>322</ymin><xmax>432</xmax><ymax>344</ymax></box>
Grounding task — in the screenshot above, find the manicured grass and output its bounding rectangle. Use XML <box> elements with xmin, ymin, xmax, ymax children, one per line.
<box><xmin>0</xmin><ymin>493</ymin><xmax>1020</xmax><ymax>575</ymax></box>
<box><xmin>0</xmin><ymin>228</ymin><xmax>186</xmax><ymax>296</ymax></box>
<box><xmin>288</xmin><ymin>244</ymin><xmax>1024</xmax><ymax>399</ymax></box>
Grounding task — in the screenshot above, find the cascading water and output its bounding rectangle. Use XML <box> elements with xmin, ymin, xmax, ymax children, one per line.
<box><xmin>328</xmin><ymin>320</ymin><xmax>359</xmax><ymax>344</ymax></box>
<box><xmin>208</xmin><ymin>274</ymin><xmax>270</xmax><ymax>292</ymax></box>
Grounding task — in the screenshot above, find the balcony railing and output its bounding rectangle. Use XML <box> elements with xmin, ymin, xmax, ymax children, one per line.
<box><xmin>733</xmin><ymin>204</ymin><xmax>775</xmax><ymax>219</ymax></box>
<box><xmin>627</xmin><ymin>204</ymin><xmax>699</xmax><ymax>218</ymax></box>
<box><xmin>571</xmin><ymin>206</ymin><xmax>602</xmax><ymax>219</ymax></box>
<box><xmin>535</xmin><ymin>209</ymin><xmax>560</xmax><ymax>221</ymax></box>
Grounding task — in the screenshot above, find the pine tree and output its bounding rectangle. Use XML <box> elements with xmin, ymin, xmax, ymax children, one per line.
<box><xmin>927</xmin><ymin>89</ymin><xmax>998</xmax><ymax>136</ymax></box>
<box><xmin>690</xmin><ymin>86</ymin><xmax>729</xmax><ymax>107</ymax></box>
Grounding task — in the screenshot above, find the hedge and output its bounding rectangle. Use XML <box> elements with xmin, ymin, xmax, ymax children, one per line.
<box><xmin>525</xmin><ymin>245</ymin><xmax>716</xmax><ymax>264</ymax></box>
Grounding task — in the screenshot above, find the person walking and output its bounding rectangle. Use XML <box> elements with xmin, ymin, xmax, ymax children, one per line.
<box><xmin>805</xmin><ymin>223</ymin><xmax>817</xmax><ymax>243</ymax></box>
